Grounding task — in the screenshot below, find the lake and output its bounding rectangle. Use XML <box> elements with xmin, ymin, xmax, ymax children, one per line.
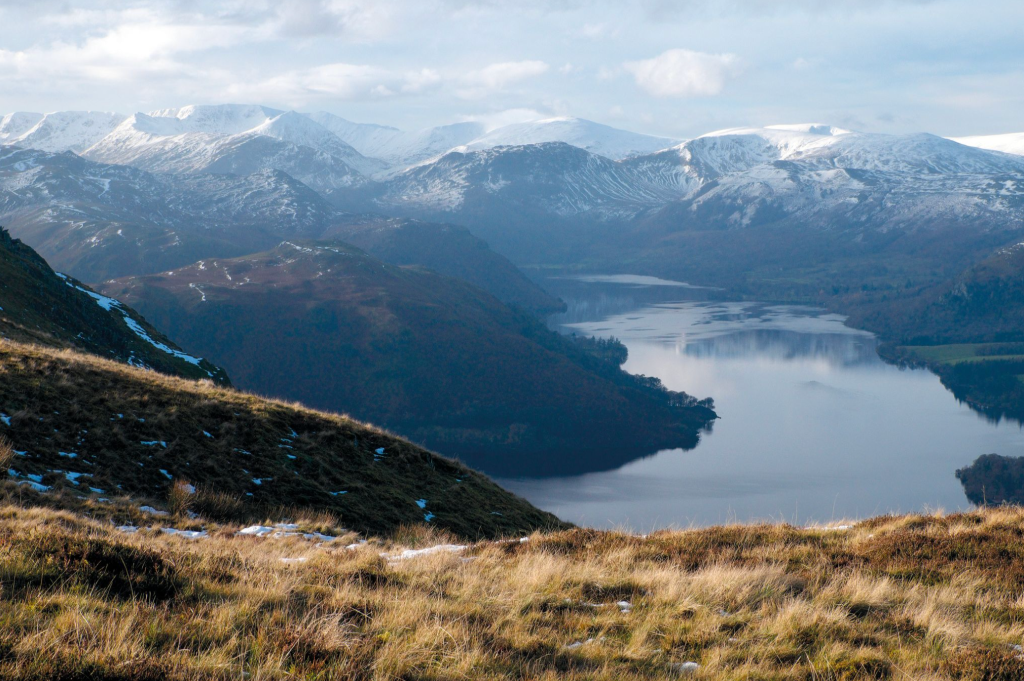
<box><xmin>499</xmin><ymin>275</ymin><xmax>1024</xmax><ymax>530</ymax></box>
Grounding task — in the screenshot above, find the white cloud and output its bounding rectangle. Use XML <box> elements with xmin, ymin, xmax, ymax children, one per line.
<box><xmin>457</xmin><ymin>60</ymin><xmax>549</xmax><ymax>98</ymax></box>
<box><xmin>271</xmin><ymin>0</ymin><xmax>395</xmax><ymax>40</ymax></box>
<box><xmin>579</xmin><ymin>22</ymin><xmax>618</xmax><ymax>39</ymax></box>
<box><xmin>401</xmin><ymin>68</ymin><xmax>443</xmax><ymax>93</ymax></box>
<box><xmin>624</xmin><ymin>48</ymin><xmax>741</xmax><ymax>97</ymax></box>
<box><xmin>227</xmin><ymin>63</ymin><xmax>403</xmax><ymax>104</ymax></box>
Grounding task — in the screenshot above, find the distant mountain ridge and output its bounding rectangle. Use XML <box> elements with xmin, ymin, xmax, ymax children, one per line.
<box><xmin>84</xmin><ymin>105</ymin><xmax>382</xmax><ymax>193</ymax></box>
<box><xmin>7</xmin><ymin>103</ymin><xmax>1024</xmax><ymax>342</ymax></box>
<box><xmin>0</xmin><ymin>146</ymin><xmax>562</xmax><ymax>315</ymax></box>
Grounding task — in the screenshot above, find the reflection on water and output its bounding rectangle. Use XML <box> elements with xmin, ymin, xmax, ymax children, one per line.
<box><xmin>501</xmin><ymin>280</ymin><xmax>1024</xmax><ymax>530</ymax></box>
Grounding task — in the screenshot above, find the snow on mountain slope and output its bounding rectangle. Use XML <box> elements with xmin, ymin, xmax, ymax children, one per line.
<box><xmin>146</xmin><ymin>104</ymin><xmax>285</xmax><ymax>135</ymax></box>
<box><xmin>952</xmin><ymin>132</ymin><xmax>1024</xmax><ymax>157</ymax></box>
<box><xmin>250</xmin><ymin>111</ymin><xmax>385</xmax><ymax>176</ymax></box>
<box><xmin>611</xmin><ymin>124</ymin><xmax>853</xmax><ymax>198</ymax></box>
<box><xmin>787</xmin><ymin>132</ymin><xmax>1024</xmax><ymax>175</ymax></box>
<box><xmin>2</xmin><ymin>111</ymin><xmax>127</xmax><ymax>153</ymax></box>
<box><xmin>455</xmin><ymin>117</ymin><xmax>679</xmax><ymax>160</ymax></box>
<box><xmin>0</xmin><ymin>145</ymin><xmax>351</xmax><ymax>281</ymax></box>
<box><xmin>377</xmin><ymin>142</ymin><xmax>680</xmax><ymax>218</ymax></box>
<box><xmin>304</xmin><ymin>112</ymin><xmax>403</xmax><ymax>157</ymax></box>
<box><xmin>659</xmin><ymin>131</ymin><xmax>1024</xmax><ymax>235</ymax></box>
<box><xmin>370</xmin><ymin>124</ymin><xmax>1024</xmax><ymax>236</ymax></box>
<box><xmin>384</xmin><ymin>122</ymin><xmax>487</xmax><ymax>167</ymax></box>
<box><xmin>0</xmin><ymin>113</ymin><xmax>44</xmax><ymax>143</ymax></box>
<box><xmin>84</xmin><ymin>105</ymin><xmax>376</xmax><ymax>191</ymax></box>
<box><xmin>307</xmin><ymin>112</ymin><xmax>484</xmax><ymax>169</ymax></box>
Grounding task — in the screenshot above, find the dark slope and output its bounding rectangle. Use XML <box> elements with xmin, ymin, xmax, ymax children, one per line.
<box><xmin>840</xmin><ymin>242</ymin><xmax>1024</xmax><ymax>345</ymax></box>
<box><xmin>0</xmin><ymin>227</ymin><xmax>227</xmax><ymax>383</ymax></box>
<box><xmin>324</xmin><ymin>216</ymin><xmax>564</xmax><ymax>314</ymax></box>
<box><xmin>101</xmin><ymin>241</ymin><xmax>716</xmax><ymax>476</ymax></box>
<box><xmin>0</xmin><ymin>340</ymin><xmax>562</xmax><ymax>538</ymax></box>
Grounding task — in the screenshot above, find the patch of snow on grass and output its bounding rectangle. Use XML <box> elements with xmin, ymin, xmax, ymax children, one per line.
<box><xmin>139</xmin><ymin>505</ymin><xmax>169</xmax><ymax>516</ymax></box>
<box><xmin>17</xmin><ymin>480</ymin><xmax>50</xmax><ymax>492</ymax></box>
<box><xmin>161</xmin><ymin>527</ymin><xmax>208</xmax><ymax>539</ymax></box>
<box><xmin>385</xmin><ymin>544</ymin><xmax>467</xmax><ymax>561</ymax></box>
<box><xmin>236</xmin><ymin>524</ymin><xmax>340</xmax><ymax>542</ymax></box>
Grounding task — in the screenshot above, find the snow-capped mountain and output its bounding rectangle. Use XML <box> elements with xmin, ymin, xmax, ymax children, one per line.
<box><xmin>0</xmin><ymin>145</ymin><xmax>345</xmax><ymax>281</ymax></box>
<box><xmin>455</xmin><ymin>117</ymin><xmax>679</xmax><ymax>160</ymax></box>
<box><xmin>0</xmin><ymin>112</ymin><xmax>44</xmax><ymax>142</ymax></box>
<box><xmin>83</xmin><ymin>105</ymin><xmax>381</xmax><ymax>192</ymax></box>
<box><xmin>356</xmin><ymin>124</ymin><xmax>1024</xmax><ymax>266</ymax></box>
<box><xmin>373</xmin><ymin>142</ymin><xmax>681</xmax><ymax>219</ymax></box>
<box><xmin>952</xmin><ymin>132</ymin><xmax>1024</xmax><ymax>157</ymax></box>
<box><xmin>374</xmin><ymin>124</ymin><xmax>1024</xmax><ymax>219</ymax></box>
<box><xmin>308</xmin><ymin>113</ymin><xmax>676</xmax><ymax>168</ymax></box>
<box><xmin>0</xmin><ymin>111</ymin><xmax>127</xmax><ymax>153</ymax></box>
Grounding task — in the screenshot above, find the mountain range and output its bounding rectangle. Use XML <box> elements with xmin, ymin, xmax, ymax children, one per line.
<box><xmin>4</xmin><ymin>102</ymin><xmax>1024</xmax><ymax>437</ymax></box>
<box><xmin>4</xmin><ymin>107</ymin><xmax>1023</xmax><ymax>267</ymax></box>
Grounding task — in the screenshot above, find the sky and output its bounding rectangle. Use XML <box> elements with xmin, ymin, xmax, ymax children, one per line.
<box><xmin>0</xmin><ymin>0</ymin><xmax>1021</xmax><ymax>139</ymax></box>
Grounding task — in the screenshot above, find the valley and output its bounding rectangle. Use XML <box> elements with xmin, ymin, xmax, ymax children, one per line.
<box><xmin>501</xmin><ymin>277</ymin><xmax>1024</xmax><ymax>527</ymax></box>
<box><xmin>5</xmin><ymin>103</ymin><xmax>1024</xmax><ymax>504</ymax></box>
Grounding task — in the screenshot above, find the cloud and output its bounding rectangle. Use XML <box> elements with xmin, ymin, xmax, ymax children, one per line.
<box><xmin>271</xmin><ymin>0</ymin><xmax>395</xmax><ymax>40</ymax></box>
<box><xmin>0</xmin><ymin>17</ymin><xmax>249</xmax><ymax>85</ymax></box>
<box><xmin>226</xmin><ymin>63</ymin><xmax>408</xmax><ymax>104</ymax></box>
<box><xmin>624</xmin><ymin>49</ymin><xmax>741</xmax><ymax>97</ymax></box>
<box><xmin>226</xmin><ymin>59</ymin><xmax>550</xmax><ymax>106</ymax></box>
<box><xmin>456</xmin><ymin>60</ymin><xmax>550</xmax><ymax>99</ymax></box>
<box><xmin>461</xmin><ymin>60</ymin><xmax>549</xmax><ymax>89</ymax></box>
<box><xmin>640</xmin><ymin>0</ymin><xmax>937</xmax><ymax>19</ymax></box>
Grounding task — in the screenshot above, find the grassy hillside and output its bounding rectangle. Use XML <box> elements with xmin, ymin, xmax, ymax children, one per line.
<box><xmin>0</xmin><ymin>340</ymin><xmax>563</xmax><ymax>539</ymax></box>
<box><xmin>326</xmin><ymin>216</ymin><xmax>565</xmax><ymax>315</ymax></box>
<box><xmin>0</xmin><ymin>227</ymin><xmax>228</xmax><ymax>383</ymax></box>
<box><xmin>1</xmin><ymin>501</ymin><xmax>1023</xmax><ymax>679</ymax></box>
<box><xmin>100</xmin><ymin>241</ymin><xmax>715</xmax><ymax>477</ymax></box>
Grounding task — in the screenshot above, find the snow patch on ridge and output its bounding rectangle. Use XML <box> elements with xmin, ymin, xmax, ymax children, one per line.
<box><xmin>56</xmin><ymin>273</ymin><xmax>211</xmax><ymax>374</ymax></box>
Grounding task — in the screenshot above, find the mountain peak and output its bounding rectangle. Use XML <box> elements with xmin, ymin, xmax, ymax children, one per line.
<box><xmin>764</xmin><ymin>123</ymin><xmax>852</xmax><ymax>136</ymax></box>
<box><xmin>457</xmin><ymin>116</ymin><xmax>678</xmax><ymax>160</ymax></box>
<box><xmin>147</xmin><ymin>104</ymin><xmax>285</xmax><ymax>135</ymax></box>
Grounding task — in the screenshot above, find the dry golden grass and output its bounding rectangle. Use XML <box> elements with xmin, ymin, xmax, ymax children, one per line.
<box><xmin>2</xmin><ymin>503</ymin><xmax>1024</xmax><ymax>680</ymax></box>
<box><xmin>0</xmin><ymin>339</ymin><xmax>564</xmax><ymax>539</ymax></box>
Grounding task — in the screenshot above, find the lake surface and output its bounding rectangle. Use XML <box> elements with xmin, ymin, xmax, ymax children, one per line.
<box><xmin>499</xmin><ymin>276</ymin><xmax>1024</xmax><ymax>530</ymax></box>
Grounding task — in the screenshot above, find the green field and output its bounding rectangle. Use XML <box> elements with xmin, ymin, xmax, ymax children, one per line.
<box><xmin>901</xmin><ymin>343</ymin><xmax>1024</xmax><ymax>365</ymax></box>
